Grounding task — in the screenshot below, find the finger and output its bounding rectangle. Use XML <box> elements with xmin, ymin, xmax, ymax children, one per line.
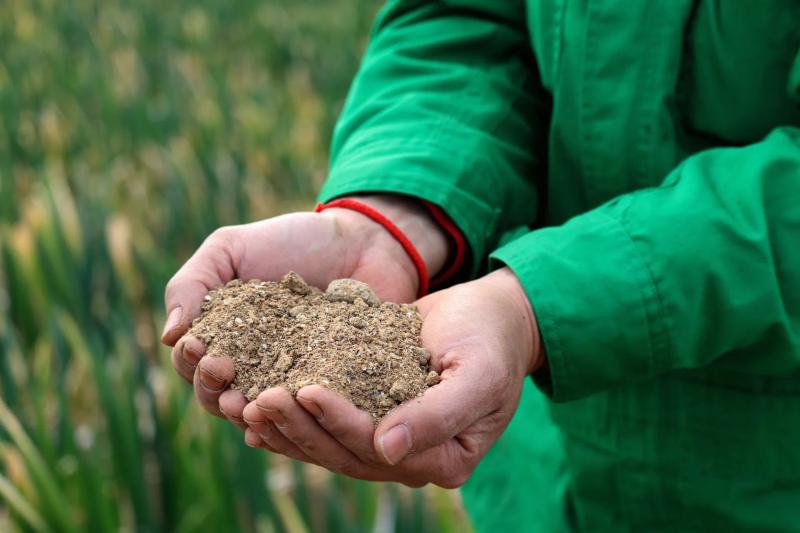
<box><xmin>248</xmin><ymin>392</ymin><xmax>435</xmax><ymax>485</ymax></box>
<box><xmin>171</xmin><ymin>345</ymin><xmax>195</xmax><ymax>384</ymax></box>
<box><xmin>171</xmin><ymin>336</ymin><xmax>206</xmax><ymax>384</ymax></box>
<box><xmin>162</xmin><ymin>229</ymin><xmax>238</xmax><ymax>346</ymax></box>
<box><xmin>219</xmin><ymin>389</ymin><xmax>249</xmax><ymax>430</ymax></box>
<box><xmin>296</xmin><ymin>385</ymin><xmax>379</xmax><ymax>463</ymax></box>
<box><xmin>244</xmin><ymin>427</ymin><xmax>273</xmax><ymax>450</ymax></box>
<box><xmin>193</xmin><ymin>355</ymin><xmax>235</xmax><ymax>417</ymax></box>
<box><xmin>373</xmin><ymin>360</ymin><xmax>491</xmax><ymax>466</ymax></box>
<box><xmin>245</xmin><ymin>396</ymin><xmax>443</xmax><ymax>486</ymax></box>
<box><xmin>392</xmin><ymin>428</ymin><xmax>486</xmax><ymax>488</ymax></box>
<box><xmin>294</xmin><ymin>387</ymin><xmax>462</xmax><ymax>485</ymax></box>
<box><xmin>242</xmin><ymin>402</ymin><xmax>318</xmax><ymax>464</ymax></box>
<box><xmin>255</xmin><ymin>388</ymin><xmax>373</xmax><ymax>478</ymax></box>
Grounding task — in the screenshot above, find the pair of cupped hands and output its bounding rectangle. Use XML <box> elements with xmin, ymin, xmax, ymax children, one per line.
<box><xmin>161</xmin><ymin>196</ymin><xmax>542</xmax><ymax>488</ymax></box>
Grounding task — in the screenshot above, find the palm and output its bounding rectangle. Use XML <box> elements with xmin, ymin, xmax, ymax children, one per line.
<box><xmin>216</xmin><ymin>212</ymin><xmax>417</xmax><ymax>303</ymax></box>
<box><xmin>163</xmin><ymin>209</ymin><xmax>421</xmax><ymax>420</ymax></box>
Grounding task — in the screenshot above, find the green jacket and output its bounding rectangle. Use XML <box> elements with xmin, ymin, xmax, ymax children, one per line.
<box><xmin>318</xmin><ymin>1</ymin><xmax>800</xmax><ymax>531</ymax></box>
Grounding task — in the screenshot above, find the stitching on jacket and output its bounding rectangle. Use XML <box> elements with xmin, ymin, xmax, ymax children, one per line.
<box><xmin>611</xmin><ymin>205</ymin><xmax>673</xmax><ymax>378</ymax></box>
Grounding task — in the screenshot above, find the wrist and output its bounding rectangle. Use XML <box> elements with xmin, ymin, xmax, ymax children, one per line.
<box><xmin>352</xmin><ymin>195</ymin><xmax>448</xmax><ymax>277</ymax></box>
<box><xmin>319</xmin><ymin>195</ymin><xmax>449</xmax><ymax>287</ymax></box>
<box><xmin>484</xmin><ymin>267</ymin><xmax>543</xmax><ymax>375</ymax></box>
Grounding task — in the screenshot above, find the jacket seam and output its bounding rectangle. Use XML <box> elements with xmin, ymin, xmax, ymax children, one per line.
<box><xmin>611</xmin><ymin>206</ymin><xmax>673</xmax><ymax>377</ymax></box>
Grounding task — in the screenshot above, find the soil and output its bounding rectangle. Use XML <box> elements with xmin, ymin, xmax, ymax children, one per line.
<box><xmin>187</xmin><ymin>272</ymin><xmax>438</xmax><ymax>421</ymax></box>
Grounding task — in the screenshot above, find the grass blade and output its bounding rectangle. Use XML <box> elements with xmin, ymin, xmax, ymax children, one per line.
<box><xmin>0</xmin><ymin>397</ymin><xmax>75</xmax><ymax>533</ymax></box>
<box><xmin>0</xmin><ymin>473</ymin><xmax>49</xmax><ymax>533</ymax></box>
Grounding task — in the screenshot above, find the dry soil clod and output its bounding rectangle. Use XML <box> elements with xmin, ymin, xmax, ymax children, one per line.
<box><xmin>282</xmin><ymin>271</ymin><xmax>312</xmax><ymax>295</ymax></box>
<box><xmin>389</xmin><ymin>379</ymin><xmax>411</xmax><ymax>401</ymax></box>
<box><xmin>325</xmin><ymin>279</ymin><xmax>380</xmax><ymax>307</ymax></box>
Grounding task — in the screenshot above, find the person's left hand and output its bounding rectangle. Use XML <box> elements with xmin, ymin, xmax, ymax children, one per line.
<box><xmin>234</xmin><ymin>267</ymin><xmax>543</xmax><ymax>487</ymax></box>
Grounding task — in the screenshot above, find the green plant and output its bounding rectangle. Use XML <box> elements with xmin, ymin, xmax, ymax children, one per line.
<box><xmin>0</xmin><ymin>1</ymin><xmax>473</xmax><ymax>531</ymax></box>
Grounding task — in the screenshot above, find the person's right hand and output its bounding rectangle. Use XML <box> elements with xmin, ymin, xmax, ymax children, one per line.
<box><xmin>160</xmin><ymin>195</ymin><xmax>448</xmax><ymax>429</ymax></box>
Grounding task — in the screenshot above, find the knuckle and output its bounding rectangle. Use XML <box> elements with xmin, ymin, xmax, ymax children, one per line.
<box><xmin>209</xmin><ymin>225</ymin><xmax>237</xmax><ymax>244</ymax></box>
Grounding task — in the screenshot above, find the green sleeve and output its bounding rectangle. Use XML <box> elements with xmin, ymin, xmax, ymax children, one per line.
<box><xmin>318</xmin><ymin>0</ymin><xmax>549</xmax><ymax>277</ymax></box>
<box><xmin>492</xmin><ymin>127</ymin><xmax>800</xmax><ymax>402</ymax></box>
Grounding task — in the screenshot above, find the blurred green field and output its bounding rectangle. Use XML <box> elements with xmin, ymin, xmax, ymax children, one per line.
<box><xmin>0</xmin><ymin>0</ymin><xmax>472</xmax><ymax>531</ymax></box>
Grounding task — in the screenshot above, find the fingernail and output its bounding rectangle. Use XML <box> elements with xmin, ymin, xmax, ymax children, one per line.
<box><xmin>296</xmin><ymin>396</ymin><xmax>323</xmax><ymax>420</ymax></box>
<box><xmin>378</xmin><ymin>423</ymin><xmax>412</xmax><ymax>465</ymax></box>
<box><xmin>199</xmin><ymin>369</ymin><xmax>225</xmax><ymax>391</ymax></box>
<box><xmin>183</xmin><ymin>345</ymin><xmax>201</xmax><ymax>365</ymax></box>
<box><xmin>257</xmin><ymin>405</ymin><xmax>287</xmax><ymax>427</ymax></box>
<box><xmin>162</xmin><ymin>307</ymin><xmax>182</xmax><ymax>339</ymax></box>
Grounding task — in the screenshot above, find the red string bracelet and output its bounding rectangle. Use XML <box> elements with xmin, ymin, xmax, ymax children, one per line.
<box><xmin>421</xmin><ymin>201</ymin><xmax>466</xmax><ymax>287</ymax></box>
<box><xmin>315</xmin><ymin>198</ymin><xmax>431</xmax><ymax>298</ymax></box>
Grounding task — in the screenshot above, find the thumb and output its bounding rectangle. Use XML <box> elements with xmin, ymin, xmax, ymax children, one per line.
<box><xmin>373</xmin><ymin>359</ymin><xmax>490</xmax><ymax>465</ymax></box>
<box><xmin>162</xmin><ymin>277</ymin><xmax>211</xmax><ymax>346</ymax></box>
<box><xmin>162</xmin><ymin>230</ymin><xmax>237</xmax><ymax>346</ymax></box>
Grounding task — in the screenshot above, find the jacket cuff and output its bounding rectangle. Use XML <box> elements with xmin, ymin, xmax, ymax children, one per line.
<box><xmin>489</xmin><ymin>208</ymin><xmax>669</xmax><ymax>402</ymax></box>
<box><xmin>318</xmin><ymin>140</ymin><xmax>501</xmax><ymax>279</ymax></box>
